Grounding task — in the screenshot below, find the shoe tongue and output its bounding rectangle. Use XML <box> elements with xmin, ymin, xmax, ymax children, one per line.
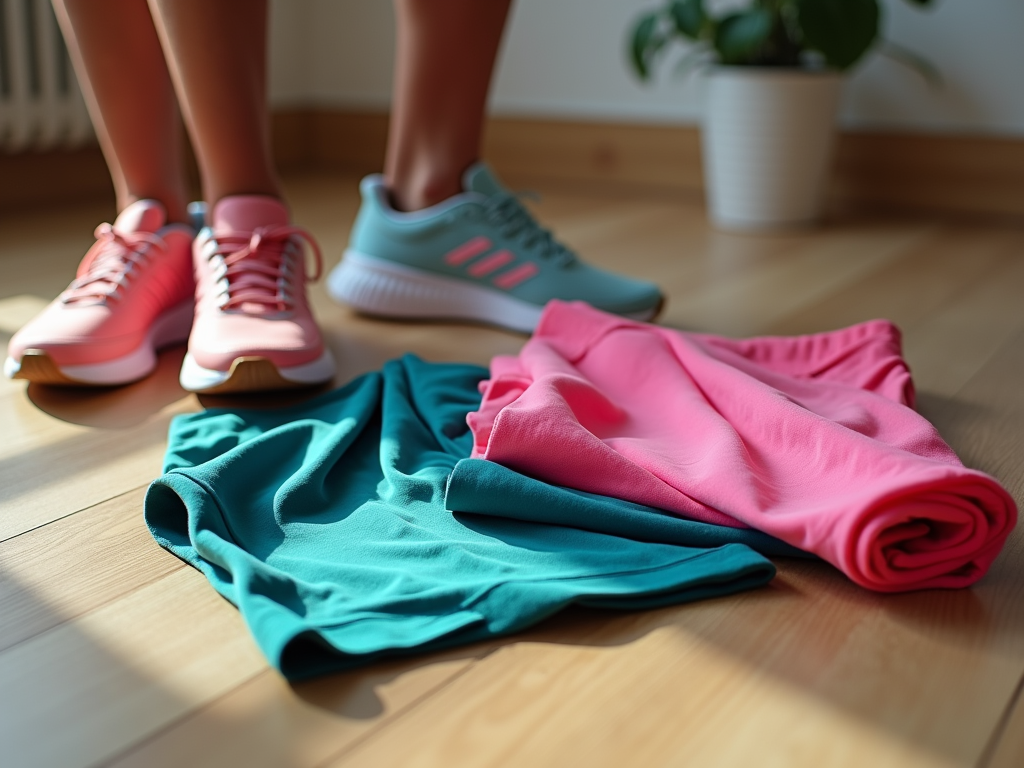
<box><xmin>212</xmin><ymin>195</ymin><xmax>290</xmax><ymax>234</ymax></box>
<box><xmin>113</xmin><ymin>200</ymin><xmax>166</xmax><ymax>233</ymax></box>
<box><xmin>462</xmin><ymin>162</ymin><xmax>507</xmax><ymax>198</ymax></box>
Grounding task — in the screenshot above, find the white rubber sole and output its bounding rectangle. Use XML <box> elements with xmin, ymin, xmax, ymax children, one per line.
<box><xmin>330</xmin><ymin>250</ymin><xmax>657</xmax><ymax>335</ymax></box>
<box><xmin>327</xmin><ymin>250</ymin><xmax>544</xmax><ymax>333</ymax></box>
<box><xmin>3</xmin><ymin>299</ymin><xmax>194</xmax><ymax>386</ymax></box>
<box><xmin>179</xmin><ymin>347</ymin><xmax>336</xmax><ymax>394</ymax></box>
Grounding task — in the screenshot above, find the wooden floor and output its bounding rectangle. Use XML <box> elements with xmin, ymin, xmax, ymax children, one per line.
<box><xmin>2</xmin><ymin>173</ymin><xmax>1024</xmax><ymax>768</ymax></box>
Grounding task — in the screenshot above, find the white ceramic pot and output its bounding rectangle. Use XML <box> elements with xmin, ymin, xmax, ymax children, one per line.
<box><xmin>702</xmin><ymin>67</ymin><xmax>844</xmax><ymax>230</ymax></box>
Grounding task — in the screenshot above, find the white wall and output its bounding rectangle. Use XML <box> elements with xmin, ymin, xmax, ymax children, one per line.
<box><xmin>267</xmin><ymin>0</ymin><xmax>311</xmax><ymax>106</ymax></box>
<box><xmin>268</xmin><ymin>0</ymin><xmax>1024</xmax><ymax>137</ymax></box>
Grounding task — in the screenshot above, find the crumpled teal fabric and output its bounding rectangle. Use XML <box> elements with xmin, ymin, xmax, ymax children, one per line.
<box><xmin>146</xmin><ymin>355</ymin><xmax>777</xmax><ymax>680</ymax></box>
<box><xmin>445</xmin><ymin>459</ymin><xmax>806</xmax><ymax>558</ymax></box>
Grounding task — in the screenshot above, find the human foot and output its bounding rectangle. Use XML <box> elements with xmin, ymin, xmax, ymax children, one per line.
<box><xmin>179</xmin><ymin>195</ymin><xmax>335</xmax><ymax>394</ymax></box>
<box><xmin>4</xmin><ymin>200</ymin><xmax>195</xmax><ymax>385</ymax></box>
<box><xmin>327</xmin><ymin>163</ymin><xmax>664</xmax><ymax>333</ymax></box>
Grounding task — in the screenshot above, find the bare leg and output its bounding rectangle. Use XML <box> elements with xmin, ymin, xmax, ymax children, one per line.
<box><xmin>53</xmin><ymin>0</ymin><xmax>191</xmax><ymax>223</ymax></box>
<box><xmin>386</xmin><ymin>0</ymin><xmax>513</xmax><ymax>211</ymax></box>
<box><xmin>147</xmin><ymin>0</ymin><xmax>281</xmax><ymax>206</ymax></box>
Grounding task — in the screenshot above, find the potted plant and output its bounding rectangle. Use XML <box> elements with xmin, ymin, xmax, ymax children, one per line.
<box><xmin>630</xmin><ymin>0</ymin><xmax>937</xmax><ymax>230</ymax></box>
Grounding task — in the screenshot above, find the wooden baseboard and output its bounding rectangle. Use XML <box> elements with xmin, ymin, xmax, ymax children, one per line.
<box><xmin>0</xmin><ymin>146</ymin><xmax>113</xmax><ymax>210</ymax></box>
<box><xmin>830</xmin><ymin>131</ymin><xmax>1024</xmax><ymax>220</ymax></box>
<box><xmin>3</xmin><ymin>109</ymin><xmax>1023</xmax><ymax>221</ymax></box>
<box><xmin>272</xmin><ymin>110</ymin><xmax>1024</xmax><ymax>221</ymax></box>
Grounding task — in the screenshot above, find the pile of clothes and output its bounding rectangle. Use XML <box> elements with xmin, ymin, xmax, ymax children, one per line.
<box><xmin>146</xmin><ymin>301</ymin><xmax>1016</xmax><ymax>679</ymax></box>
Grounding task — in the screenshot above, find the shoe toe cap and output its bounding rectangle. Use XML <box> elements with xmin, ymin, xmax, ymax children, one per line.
<box><xmin>188</xmin><ymin>312</ymin><xmax>326</xmax><ymax>372</ymax></box>
<box><xmin>7</xmin><ymin>302</ymin><xmax>144</xmax><ymax>366</ymax></box>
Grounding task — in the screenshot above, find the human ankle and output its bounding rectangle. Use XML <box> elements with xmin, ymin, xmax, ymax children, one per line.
<box><xmin>119</xmin><ymin>194</ymin><xmax>191</xmax><ymax>228</ymax></box>
<box><xmin>387</xmin><ymin>171</ymin><xmax>464</xmax><ymax>212</ymax></box>
<box><xmin>210</xmin><ymin>194</ymin><xmax>290</xmax><ymax>233</ymax></box>
<box><xmin>204</xmin><ymin>174</ymin><xmax>284</xmax><ymax>213</ymax></box>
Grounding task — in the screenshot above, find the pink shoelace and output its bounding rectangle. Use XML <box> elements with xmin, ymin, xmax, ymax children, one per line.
<box><xmin>62</xmin><ymin>223</ymin><xmax>166</xmax><ymax>305</ymax></box>
<box><xmin>208</xmin><ymin>225</ymin><xmax>322</xmax><ymax>314</ymax></box>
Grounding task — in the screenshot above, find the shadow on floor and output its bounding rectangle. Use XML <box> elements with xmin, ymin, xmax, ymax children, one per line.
<box><xmin>25</xmin><ymin>345</ymin><xmax>192</xmax><ymax>428</ymax></box>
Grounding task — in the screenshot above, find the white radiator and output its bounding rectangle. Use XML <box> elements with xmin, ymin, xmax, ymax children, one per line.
<box><xmin>0</xmin><ymin>0</ymin><xmax>93</xmax><ymax>151</ymax></box>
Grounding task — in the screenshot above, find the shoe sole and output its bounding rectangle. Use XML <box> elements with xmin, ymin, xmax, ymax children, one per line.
<box><xmin>179</xmin><ymin>349</ymin><xmax>336</xmax><ymax>394</ymax></box>
<box><xmin>3</xmin><ymin>299</ymin><xmax>194</xmax><ymax>386</ymax></box>
<box><xmin>328</xmin><ymin>250</ymin><xmax>662</xmax><ymax>334</ymax></box>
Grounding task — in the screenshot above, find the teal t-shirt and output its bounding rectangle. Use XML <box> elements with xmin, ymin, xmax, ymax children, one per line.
<box><xmin>146</xmin><ymin>355</ymin><xmax>778</xmax><ymax>680</ymax></box>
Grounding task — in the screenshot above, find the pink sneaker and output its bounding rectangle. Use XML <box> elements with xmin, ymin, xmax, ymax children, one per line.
<box><xmin>179</xmin><ymin>195</ymin><xmax>335</xmax><ymax>394</ymax></box>
<box><xmin>4</xmin><ymin>200</ymin><xmax>195</xmax><ymax>386</ymax></box>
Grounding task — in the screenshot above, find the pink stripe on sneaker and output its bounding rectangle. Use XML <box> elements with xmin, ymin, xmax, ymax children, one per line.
<box><xmin>444</xmin><ymin>236</ymin><xmax>492</xmax><ymax>266</ymax></box>
<box><xmin>468</xmin><ymin>250</ymin><xmax>514</xmax><ymax>277</ymax></box>
<box><xmin>494</xmin><ymin>262</ymin><xmax>539</xmax><ymax>289</ymax></box>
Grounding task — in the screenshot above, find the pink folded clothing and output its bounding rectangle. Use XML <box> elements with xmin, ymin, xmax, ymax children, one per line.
<box><xmin>468</xmin><ymin>301</ymin><xmax>1016</xmax><ymax>592</ymax></box>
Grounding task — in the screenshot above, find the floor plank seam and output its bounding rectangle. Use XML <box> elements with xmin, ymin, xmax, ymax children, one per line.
<box><xmin>976</xmin><ymin>669</ymin><xmax>1024</xmax><ymax>768</ymax></box>
<box><xmin>86</xmin><ymin>667</ymin><xmax>272</xmax><ymax>768</ymax></box>
<box><xmin>0</xmin><ymin>482</ymin><xmax>152</xmax><ymax>545</ymax></box>
<box><xmin>904</xmin><ymin>248</ymin><xmax>1024</xmax><ymax>343</ymax></box>
<box><xmin>312</xmin><ymin>645</ymin><xmax>504</xmax><ymax>768</ymax></box>
<box><xmin>770</xmin><ymin>229</ymin><xmax>1013</xmax><ymax>341</ymax></box>
<box><xmin>927</xmin><ymin>324</ymin><xmax>1024</xmax><ymax>472</ymax></box>
<box><xmin>807</xmin><ymin>228</ymin><xmax>940</xmax><ymax>315</ymax></box>
<box><xmin>901</xmin><ymin>244</ymin><xmax>1024</xmax><ymax>333</ymax></box>
<box><xmin>87</xmin><ymin>643</ymin><xmax>504</xmax><ymax>768</ymax></box>
<box><xmin>0</xmin><ymin>557</ymin><xmax>187</xmax><ymax>659</ymax></box>
<box><xmin>950</xmin><ymin>320</ymin><xmax>1024</xmax><ymax>407</ymax></box>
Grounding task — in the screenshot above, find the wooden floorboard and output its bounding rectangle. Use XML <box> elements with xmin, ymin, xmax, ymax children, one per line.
<box><xmin>1</xmin><ymin>173</ymin><xmax>1022</xmax><ymax>767</ymax></box>
<box><xmin>986</xmin><ymin>675</ymin><xmax>1024</xmax><ymax>768</ymax></box>
<box><xmin>0</xmin><ymin>486</ymin><xmax>181</xmax><ymax>653</ymax></box>
<box><xmin>0</xmin><ymin>371</ymin><xmax>196</xmax><ymax>542</ymax></box>
<box><xmin>104</xmin><ymin>649</ymin><xmax>493</xmax><ymax>768</ymax></box>
<box><xmin>900</xmin><ymin>251</ymin><xmax>1024</xmax><ymax>399</ymax></box>
<box><xmin>327</xmin><ymin>233</ymin><xmax>1024</xmax><ymax>768</ymax></box>
<box><xmin>762</xmin><ymin>229</ymin><xmax>1023</xmax><ymax>338</ymax></box>
<box><xmin>330</xmin><ymin>558</ymin><xmax>1024</xmax><ymax>768</ymax></box>
<box><xmin>665</xmin><ymin>225</ymin><xmax>934</xmax><ymax>336</ymax></box>
<box><xmin>0</xmin><ymin>568</ymin><xmax>270</xmax><ymax>768</ymax></box>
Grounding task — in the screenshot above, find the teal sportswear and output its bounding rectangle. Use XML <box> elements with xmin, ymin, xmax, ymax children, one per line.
<box><xmin>145</xmin><ymin>356</ymin><xmax>781</xmax><ymax>680</ymax></box>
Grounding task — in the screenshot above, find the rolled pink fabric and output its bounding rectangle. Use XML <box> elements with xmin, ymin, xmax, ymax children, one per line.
<box><xmin>468</xmin><ymin>301</ymin><xmax>1016</xmax><ymax>592</ymax></box>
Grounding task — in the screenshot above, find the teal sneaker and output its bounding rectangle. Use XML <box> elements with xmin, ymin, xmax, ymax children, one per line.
<box><xmin>327</xmin><ymin>163</ymin><xmax>664</xmax><ymax>332</ymax></box>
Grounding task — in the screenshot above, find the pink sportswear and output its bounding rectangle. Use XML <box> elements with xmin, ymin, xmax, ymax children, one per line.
<box><xmin>468</xmin><ymin>301</ymin><xmax>1016</xmax><ymax>592</ymax></box>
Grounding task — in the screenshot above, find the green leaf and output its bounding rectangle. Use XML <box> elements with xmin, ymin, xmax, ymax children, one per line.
<box><xmin>630</xmin><ymin>13</ymin><xmax>666</xmax><ymax>81</ymax></box>
<box><xmin>796</xmin><ymin>0</ymin><xmax>880</xmax><ymax>70</ymax></box>
<box><xmin>714</xmin><ymin>9</ymin><xmax>774</xmax><ymax>65</ymax></box>
<box><xmin>670</xmin><ymin>0</ymin><xmax>705</xmax><ymax>39</ymax></box>
<box><xmin>672</xmin><ymin>45</ymin><xmax>711</xmax><ymax>80</ymax></box>
<box><xmin>877</xmin><ymin>39</ymin><xmax>942</xmax><ymax>87</ymax></box>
